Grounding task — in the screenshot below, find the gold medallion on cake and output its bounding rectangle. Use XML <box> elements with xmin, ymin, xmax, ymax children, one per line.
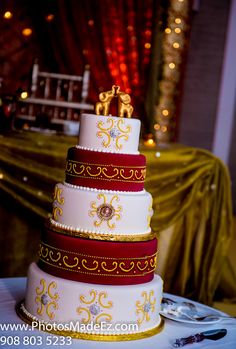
<box><xmin>97</xmin><ymin>203</ymin><xmax>115</xmax><ymax>221</ymax></box>
<box><xmin>89</xmin><ymin>194</ymin><xmax>122</xmax><ymax>229</ymax></box>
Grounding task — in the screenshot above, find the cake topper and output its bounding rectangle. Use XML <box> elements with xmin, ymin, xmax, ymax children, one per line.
<box><xmin>95</xmin><ymin>85</ymin><xmax>134</xmax><ymax>118</ymax></box>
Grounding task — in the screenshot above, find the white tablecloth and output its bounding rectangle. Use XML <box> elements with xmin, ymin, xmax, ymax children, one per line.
<box><xmin>0</xmin><ymin>278</ymin><xmax>236</xmax><ymax>349</ymax></box>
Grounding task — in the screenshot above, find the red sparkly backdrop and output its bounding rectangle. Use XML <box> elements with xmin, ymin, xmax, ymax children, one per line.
<box><xmin>0</xmin><ymin>1</ymin><xmax>193</xmax><ymax>137</ymax></box>
<box><xmin>41</xmin><ymin>0</ymin><xmax>156</xmax><ymax>124</ymax></box>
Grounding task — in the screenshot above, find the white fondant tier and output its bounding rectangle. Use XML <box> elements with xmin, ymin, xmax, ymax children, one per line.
<box><xmin>52</xmin><ymin>183</ymin><xmax>153</xmax><ymax>236</ymax></box>
<box><xmin>77</xmin><ymin>114</ymin><xmax>141</xmax><ymax>154</ymax></box>
<box><xmin>24</xmin><ymin>263</ymin><xmax>163</xmax><ymax>335</ymax></box>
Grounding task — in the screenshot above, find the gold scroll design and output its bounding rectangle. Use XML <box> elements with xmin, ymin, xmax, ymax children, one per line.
<box><xmin>95</xmin><ymin>85</ymin><xmax>133</xmax><ymax>118</ymax></box>
<box><xmin>89</xmin><ymin>194</ymin><xmax>122</xmax><ymax>229</ymax></box>
<box><xmin>77</xmin><ymin>290</ymin><xmax>113</xmax><ymax>324</ymax></box>
<box><xmin>136</xmin><ymin>290</ymin><xmax>156</xmax><ymax>325</ymax></box>
<box><xmin>97</xmin><ymin>118</ymin><xmax>132</xmax><ymax>150</ymax></box>
<box><xmin>35</xmin><ymin>278</ymin><xmax>59</xmax><ymax>320</ymax></box>
<box><xmin>39</xmin><ymin>242</ymin><xmax>157</xmax><ymax>275</ymax></box>
<box><xmin>52</xmin><ymin>186</ymin><xmax>64</xmax><ymax>221</ymax></box>
<box><xmin>66</xmin><ymin>161</ymin><xmax>85</xmax><ymax>176</ymax></box>
<box><xmin>53</xmin><ymin>185</ymin><xmax>65</xmax><ymax>205</ymax></box>
<box><xmin>66</xmin><ymin>160</ymin><xmax>146</xmax><ymax>182</ymax></box>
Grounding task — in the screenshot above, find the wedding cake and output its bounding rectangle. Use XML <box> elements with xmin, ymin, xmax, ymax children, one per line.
<box><xmin>17</xmin><ymin>86</ymin><xmax>164</xmax><ymax>340</ymax></box>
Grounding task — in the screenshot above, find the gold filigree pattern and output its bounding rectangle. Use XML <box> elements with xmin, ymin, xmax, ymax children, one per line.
<box><xmin>96</xmin><ymin>117</ymin><xmax>131</xmax><ymax>150</ymax></box>
<box><xmin>72</xmin><ymin>163</ymin><xmax>85</xmax><ymax>175</ymax></box>
<box><xmin>81</xmin><ymin>259</ymin><xmax>99</xmax><ymax>271</ymax></box>
<box><xmin>89</xmin><ymin>194</ymin><xmax>122</xmax><ymax>229</ymax></box>
<box><xmin>35</xmin><ymin>278</ymin><xmax>59</xmax><ymax>320</ymax></box>
<box><xmin>63</xmin><ymin>256</ymin><xmax>79</xmax><ymax>268</ymax></box>
<box><xmin>65</xmin><ymin>160</ymin><xmax>146</xmax><ymax>183</ymax></box>
<box><xmin>136</xmin><ymin>291</ymin><xmax>156</xmax><ymax>325</ymax></box>
<box><xmin>100</xmin><ymin>261</ymin><xmax>118</xmax><ymax>272</ymax></box>
<box><xmin>38</xmin><ymin>242</ymin><xmax>157</xmax><ymax>277</ymax></box>
<box><xmin>77</xmin><ymin>290</ymin><xmax>113</xmax><ymax>324</ymax></box>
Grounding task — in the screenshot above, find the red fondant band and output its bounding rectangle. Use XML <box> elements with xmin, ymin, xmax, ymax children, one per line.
<box><xmin>65</xmin><ymin>147</ymin><xmax>146</xmax><ymax>191</ymax></box>
<box><xmin>38</xmin><ymin>228</ymin><xmax>157</xmax><ymax>285</ymax></box>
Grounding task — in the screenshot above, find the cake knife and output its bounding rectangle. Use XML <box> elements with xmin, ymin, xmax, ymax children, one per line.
<box><xmin>172</xmin><ymin>328</ymin><xmax>227</xmax><ymax>347</ymax></box>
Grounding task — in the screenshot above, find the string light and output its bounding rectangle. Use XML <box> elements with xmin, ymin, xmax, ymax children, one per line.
<box><xmin>45</xmin><ymin>14</ymin><xmax>54</xmax><ymax>22</ymax></box>
<box><xmin>20</xmin><ymin>91</ymin><xmax>28</xmax><ymax>99</ymax></box>
<box><xmin>22</xmin><ymin>28</ymin><xmax>32</xmax><ymax>36</ymax></box>
<box><xmin>174</xmin><ymin>28</ymin><xmax>181</xmax><ymax>33</ymax></box>
<box><xmin>144</xmin><ymin>43</ymin><xmax>151</xmax><ymax>49</ymax></box>
<box><xmin>162</xmin><ymin>109</ymin><xmax>169</xmax><ymax>116</ymax></box>
<box><xmin>175</xmin><ymin>18</ymin><xmax>182</xmax><ymax>24</ymax></box>
<box><xmin>3</xmin><ymin>11</ymin><xmax>13</xmax><ymax>19</ymax></box>
<box><xmin>154</xmin><ymin>0</ymin><xmax>190</xmax><ymax>144</ymax></box>
<box><xmin>154</xmin><ymin>123</ymin><xmax>161</xmax><ymax>130</ymax></box>
<box><xmin>173</xmin><ymin>42</ymin><xmax>180</xmax><ymax>48</ymax></box>
<box><xmin>88</xmin><ymin>19</ymin><xmax>94</xmax><ymax>26</ymax></box>
<box><xmin>143</xmin><ymin>133</ymin><xmax>156</xmax><ymax>147</ymax></box>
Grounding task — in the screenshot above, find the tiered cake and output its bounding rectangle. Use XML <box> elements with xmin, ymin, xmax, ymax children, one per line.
<box><xmin>17</xmin><ymin>86</ymin><xmax>164</xmax><ymax>340</ymax></box>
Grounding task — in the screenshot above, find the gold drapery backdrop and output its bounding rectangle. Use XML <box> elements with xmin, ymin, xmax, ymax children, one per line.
<box><xmin>0</xmin><ymin>131</ymin><xmax>234</xmax><ymax>305</ymax></box>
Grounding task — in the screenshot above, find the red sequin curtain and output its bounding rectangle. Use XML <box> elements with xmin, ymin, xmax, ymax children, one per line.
<box><xmin>39</xmin><ymin>0</ymin><xmax>155</xmax><ymax>125</ymax></box>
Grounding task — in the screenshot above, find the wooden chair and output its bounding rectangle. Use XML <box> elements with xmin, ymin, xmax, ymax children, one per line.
<box><xmin>15</xmin><ymin>60</ymin><xmax>94</xmax><ymax>133</ymax></box>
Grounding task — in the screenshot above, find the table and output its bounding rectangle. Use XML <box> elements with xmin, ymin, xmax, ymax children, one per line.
<box><xmin>1</xmin><ymin>278</ymin><xmax>236</xmax><ymax>349</ymax></box>
<box><xmin>0</xmin><ymin>130</ymin><xmax>234</xmax><ymax>305</ymax></box>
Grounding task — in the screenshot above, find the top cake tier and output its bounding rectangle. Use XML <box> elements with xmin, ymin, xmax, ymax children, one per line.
<box><xmin>77</xmin><ymin>114</ymin><xmax>141</xmax><ymax>154</ymax></box>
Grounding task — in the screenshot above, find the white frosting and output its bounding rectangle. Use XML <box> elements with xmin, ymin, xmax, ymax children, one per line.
<box><xmin>52</xmin><ymin>183</ymin><xmax>153</xmax><ymax>236</ymax></box>
<box><xmin>77</xmin><ymin>114</ymin><xmax>141</xmax><ymax>154</ymax></box>
<box><xmin>25</xmin><ymin>263</ymin><xmax>163</xmax><ymax>335</ymax></box>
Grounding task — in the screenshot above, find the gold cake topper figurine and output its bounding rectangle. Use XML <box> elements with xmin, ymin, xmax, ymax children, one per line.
<box><xmin>95</xmin><ymin>85</ymin><xmax>133</xmax><ymax>118</ymax></box>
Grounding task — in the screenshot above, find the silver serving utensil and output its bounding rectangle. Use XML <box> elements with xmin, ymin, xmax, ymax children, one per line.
<box><xmin>162</xmin><ymin>298</ymin><xmax>235</xmax><ymax>322</ymax></box>
<box><xmin>189</xmin><ymin>314</ymin><xmax>236</xmax><ymax>321</ymax></box>
<box><xmin>172</xmin><ymin>328</ymin><xmax>227</xmax><ymax>347</ymax></box>
<box><xmin>167</xmin><ymin>309</ymin><xmax>236</xmax><ymax>322</ymax></box>
<box><xmin>162</xmin><ymin>297</ymin><xmax>197</xmax><ymax>313</ymax></box>
<box><xmin>162</xmin><ymin>297</ymin><xmax>197</xmax><ymax>309</ymax></box>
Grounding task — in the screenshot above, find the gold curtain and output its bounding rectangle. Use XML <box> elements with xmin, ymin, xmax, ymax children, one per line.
<box><xmin>0</xmin><ymin>131</ymin><xmax>234</xmax><ymax>305</ymax></box>
<box><xmin>143</xmin><ymin>145</ymin><xmax>233</xmax><ymax>304</ymax></box>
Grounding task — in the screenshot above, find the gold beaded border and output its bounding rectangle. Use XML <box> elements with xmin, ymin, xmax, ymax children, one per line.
<box><xmin>16</xmin><ymin>300</ymin><xmax>164</xmax><ymax>341</ymax></box>
<box><xmin>45</xmin><ymin>220</ymin><xmax>156</xmax><ymax>242</ymax></box>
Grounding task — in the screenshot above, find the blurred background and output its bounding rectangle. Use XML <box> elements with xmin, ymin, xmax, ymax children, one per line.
<box><xmin>0</xmin><ymin>0</ymin><xmax>235</xmax><ymax>310</ymax></box>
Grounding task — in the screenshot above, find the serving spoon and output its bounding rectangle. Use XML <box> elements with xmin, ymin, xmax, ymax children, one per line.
<box><xmin>162</xmin><ymin>297</ymin><xmax>236</xmax><ymax>322</ymax></box>
<box><xmin>185</xmin><ymin>314</ymin><xmax>236</xmax><ymax>322</ymax></box>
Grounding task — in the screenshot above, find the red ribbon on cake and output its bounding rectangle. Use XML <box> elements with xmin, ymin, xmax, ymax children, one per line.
<box><xmin>65</xmin><ymin>148</ymin><xmax>146</xmax><ymax>191</ymax></box>
<box><xmin>38</xmin><ymin>228</ymin><xmax>157</xmax><ymax>285</ymax></box>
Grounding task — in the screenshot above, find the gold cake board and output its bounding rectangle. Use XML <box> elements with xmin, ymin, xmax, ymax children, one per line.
<box><xmin>16</xmin><ymin>300</ymin><xmax>164</xmax><ymax>342</ymax></box>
